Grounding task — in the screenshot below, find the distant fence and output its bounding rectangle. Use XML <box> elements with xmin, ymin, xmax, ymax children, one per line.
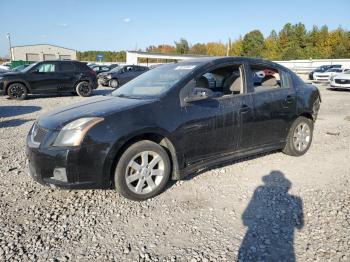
<box><xmin>274</xmin><ymin>59</ymin><xmax>350</xmax><ymax>73</ymax></box>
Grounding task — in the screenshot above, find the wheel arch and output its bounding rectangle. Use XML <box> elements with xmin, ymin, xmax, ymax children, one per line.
<box><xmin>108</xmin><ymin>131</ymin><xmax>181</xmax><ymax>186</ymax></box>
<box><xmin>5</xmin><ymin>80</ymin><xmax>31</xmax><ymax>94</ymax></box>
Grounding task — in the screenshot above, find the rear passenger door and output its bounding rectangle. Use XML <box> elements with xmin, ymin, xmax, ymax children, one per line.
<box><xmin>57</xmin><ymin>62</ymin><xmax>76</xmax><ymax>92</ymax></box>
<box><xmin>248</xmin><ymin>64</ymin><xmax>296</xmax><ymax>146</ymax></box>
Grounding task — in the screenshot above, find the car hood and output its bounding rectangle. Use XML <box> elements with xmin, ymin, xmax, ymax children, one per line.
<box><xmin>334</xmin><ymin>74</ymin><xmax>350</xmax><ymax>80</ymax></box>
<box><xmin>38</xmin><ymin>95</ymin><xmax>156</xmax><ymax>130</ymax></box>
<box><xmin>1</xmin><ymin>71</ymin><xmax>23</xmax><ymax>77</ymax></box>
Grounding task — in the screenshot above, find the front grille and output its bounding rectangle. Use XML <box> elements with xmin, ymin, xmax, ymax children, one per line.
<box><xmin>31</xmin><ymin>123</ymin><xmax>48</xmax><ymax>144</ymax></box>
<box><xmin>335</xmin><ymin>79</ymin><xmax>350</xmax><ymax>84</ymax></box>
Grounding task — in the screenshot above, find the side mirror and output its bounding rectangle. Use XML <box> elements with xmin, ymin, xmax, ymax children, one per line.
<box><xmin>184</xmin><ymin>87</ymin><xmax>214</xmax><ymax>103</ymax></box>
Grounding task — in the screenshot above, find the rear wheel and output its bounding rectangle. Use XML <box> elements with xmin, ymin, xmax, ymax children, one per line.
<box><xmin>7</xmin><ymin>83</ymin><xmax>28</xmax><ymax>100</ymax></box>
<box><xmin>282</xmin><ymin>116</ymin><xmax>313</xmax><ymax>156</ymax></box>
<box><xmin>109</xmin><ymin>79</ymin><xmax>119</xmax><ymax>89</ymax></box>
<box><xmin>114</xmin><ymin>140</ymin><xmax>171</xmax><ymax>201</ymax></box>
<box><xmin>76</xmin><ymin>81</ymin><xmax>92</xmax><ymax>97</ymax></box>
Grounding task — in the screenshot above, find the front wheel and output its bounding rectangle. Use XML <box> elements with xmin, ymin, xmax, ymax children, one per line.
<box><xmin>76</xmin><ymin>81</ymin><xmax>92</xmax><ymax>97</ymax></box>
<box><xmin>109</xmin><ymin>79</ymin><xmax>119</xmax><ymax>89</ymax></box>
<box><xmin>7</xmin><ymin>83</ymin><xmax>28</xmax><ymax>100</ymax></box>
<box><xmin>282</xmin><ymin>116</ymin><xmax>314</xmax><ymax>156</ymax></box>
<box><xmin>114</xmin><ymin>140</ymin><xmax>171</xmax><ymax>201</ymax></box>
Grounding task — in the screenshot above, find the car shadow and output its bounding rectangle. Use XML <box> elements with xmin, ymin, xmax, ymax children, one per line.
<box><xmin>165</xmin><ymin>150</ymin><xmax>280</xmax><ymax>190</ymax></box>
<box><xmin>8</xmin><ymin>89</ymin><xmax>114</xmax><ymax>100</ymax></box>
<box><xmin>326</xmin><ymin>88</ymin><xmax>350</xmax><ymax>92</ymax></box>
<box><xmin>0</xmin><ymin>105</ymin><xmax>41</xmax><ymax>118</ymax></box>
<box><xmin>237</xmin><ymin>170</ymin><xmax>304</xmax><ymax>262</ymax></box>
<box><xmin>0</xmin><ymin>118</ymin><xmax>35</xmax><ymax>128</ymax></box>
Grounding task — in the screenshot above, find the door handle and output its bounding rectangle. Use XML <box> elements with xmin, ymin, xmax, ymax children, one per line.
<box><xmin>240</xmin><ymin>104</ymin><xmax>250</xmax><ymax>113</ymax></box>
<box><xmin>285</xmin><ymin>95</ymin><xmax>293</xmax><ymax>103</ymax></box>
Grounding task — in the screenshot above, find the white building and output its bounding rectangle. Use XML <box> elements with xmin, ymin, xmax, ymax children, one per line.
<box><xmin>11</xmin><ymin>44</ymin><xmax>77</xmax><ymax>61</ymax></box>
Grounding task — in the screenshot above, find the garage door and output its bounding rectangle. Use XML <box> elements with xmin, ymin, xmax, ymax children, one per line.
<box><xmin>59</xmin><ymin>55</ymin><xmax>71</xmax><ymax>60</ymax></box>
<box><xmin>43</xmin><ymin>54</ymin><xmax>56</xmax><ymax>60</ymax></box>
<box><xmin>26</xmin><ymin>53</ymin><xmax>39</xmax><ymax>61</ymax></box>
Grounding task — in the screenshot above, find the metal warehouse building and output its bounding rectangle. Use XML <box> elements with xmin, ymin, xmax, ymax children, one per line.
<box><xmin>10</xmin><ymin>44</ymin><xmax>77</xmax><ymax>61</ymax></box>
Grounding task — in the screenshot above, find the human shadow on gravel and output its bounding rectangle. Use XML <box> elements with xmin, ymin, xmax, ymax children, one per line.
<box><xmin>0</xmin><ymin>106</ymin><xmax>41</xmax><ymax>118</ymax></box>
<box><xmin>237</xmin><ymin>171</ymin><xmax>303</xmax><ymax>262</ymax></box>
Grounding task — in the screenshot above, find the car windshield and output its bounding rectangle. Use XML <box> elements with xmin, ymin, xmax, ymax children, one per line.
<box><xmin>111</xmin><ymin>63</ymin><xmax>199</xmax><ymax>98</ymax></box>
<box><xmin>326</xmin><ymin>68</ymin><xmax>341</xmax><ymax>72</ymax></box>
<box><xmin>12</xmin><ymin>65</ymin><xmax>28</xmax><ymax>72</ymax></box>
<box><xmin>109</xmin><ymin>66</ymin><xmax>123</xmax><ymax>73</ymax></box>
<box><xmin>21</xmin><ymin>62</ymin><xmax>39</xmax><ymax>72</ymax></box>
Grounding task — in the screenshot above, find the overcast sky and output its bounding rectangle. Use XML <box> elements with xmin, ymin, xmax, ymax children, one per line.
<box><xmin>1</xmin><ymin>0</ymin><xmax>349</xmax><ymax>56</ymax></box>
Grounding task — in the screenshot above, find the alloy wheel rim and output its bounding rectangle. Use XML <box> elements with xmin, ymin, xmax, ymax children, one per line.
<box><xmin>293</xmin><ymin>123</ymin><xmax>311</xmax><ymax>151</ymax></box>
<box><xmin>9</xmin><ymin>85</ymin><xmax>25</xmax><ymax>98</ymax></box>
<box><xmin>125</xmin><ymin>151</ymin><xmax>165</xmax><ymax>195</ymax></box>
<box><xmin>79</xmin><ymin>83</ymin><xmax>90</xmax><ymax>95</ymax></box>
<box><xmin>111</xmin><ymin>80</ymin><xmax>118</xmax><ymax>88</ymax></box>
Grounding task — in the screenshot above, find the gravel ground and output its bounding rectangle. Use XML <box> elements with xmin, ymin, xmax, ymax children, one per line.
<box><xmin>0</xmin><ymin>83</ymin><xmax>349</xmax><ymax>262</ymax></box>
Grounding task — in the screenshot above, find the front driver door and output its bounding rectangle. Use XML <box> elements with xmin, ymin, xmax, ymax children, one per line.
<box><xmin>28</xmin><ymin>62</ymin><xmax>59</xmax><ymax>93</ymax></box>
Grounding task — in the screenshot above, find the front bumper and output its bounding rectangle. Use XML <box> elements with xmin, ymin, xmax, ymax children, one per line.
<box><xmin>330</xmin><ymin>83</ymin><xmax>350</xmax><ymax>89</ymax></box>
<box><xmin>98</xmin><ymin>77</ymin><xmax>110</xmax><ymax>86</ymax></box>
<box><xmin>26</xmin><ymin>130</ymin><xmax>111</xmax><ymax>189</ymax></box>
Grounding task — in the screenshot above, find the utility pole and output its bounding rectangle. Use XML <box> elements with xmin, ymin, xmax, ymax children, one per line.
<box><xmin>6</xmin><ymin>33</ymin><xmax>12</xmax><ymax>61</ymax></box>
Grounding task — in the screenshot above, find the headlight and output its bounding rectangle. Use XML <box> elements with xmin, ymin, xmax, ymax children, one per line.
<box><xmin>106</xmin><ymin>75</ymin><xmax>112</xmax><ymax>79</ymax></box>
<box><xmin>53</xmin><ymin>117</ymin><xmax>104</xmax><ymax>147</ymax></box>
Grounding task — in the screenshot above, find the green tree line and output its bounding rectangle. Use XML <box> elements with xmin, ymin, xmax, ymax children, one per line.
<box><xmin>77</xmin><ymin>50</ymin><xmax>126</xmax><ymax>62</ymax></box>
<box><xmin>76</xmin><ymin>23</ymin><xmax>350</xmax><ymax>62</ymax></box>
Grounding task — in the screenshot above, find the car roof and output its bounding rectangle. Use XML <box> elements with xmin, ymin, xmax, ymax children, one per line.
<box><xmin>175</xmin><ymin>56</ymin><xmax>286</xmax><ymax>70</ymax></box>
<box><xmin>37</xmin><ymin>60</ymin><xmax>82</xmax><ymax>64</ymax></box>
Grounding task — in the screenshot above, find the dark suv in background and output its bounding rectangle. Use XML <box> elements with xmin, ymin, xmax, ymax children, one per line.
<box><xmin>98</xmin><ymin>65</ymin><xmax>148</xmax><ymax>88</ymax></box>
<box><xmin>0</xmin><ymin>60</ymin><xmax>97</xmax><ymax>100</ymax></box>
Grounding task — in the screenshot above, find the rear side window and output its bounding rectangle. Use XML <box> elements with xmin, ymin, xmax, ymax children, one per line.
<box><xmin>60</xmin><ymin>62</ymin><xmax>75</xmax><ymax>72</ymax></box>
<box><xmin>249</xmin><ymin>64</ymin><xmax>291</xmax><ymax>92</ymax></box>
<box><xmin>37</xmin><ymin>63</ymin><xmax>56</xmax><ymax>73</ymax></box>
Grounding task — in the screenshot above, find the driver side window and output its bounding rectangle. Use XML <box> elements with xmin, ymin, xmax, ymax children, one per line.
<box><xmin>180</xmin><ymin>64</ymin><xmax>244</xmax><ymax>106</ymax></box>
<box><xmin>185</xmin><ymin>65</ymin><xmax>244</xmax><ymax>98</ymax></box>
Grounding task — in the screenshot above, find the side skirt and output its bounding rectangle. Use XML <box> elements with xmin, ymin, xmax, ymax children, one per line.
<box><xmin>177</xmin><ymin>142</ymin><xmax>285</xmax><ymax>180</ymax></box>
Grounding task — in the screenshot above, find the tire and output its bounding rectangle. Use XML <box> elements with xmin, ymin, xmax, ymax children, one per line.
<box><xmin>282</xmin><ymin>116</ymin><xmax>314</xmax><ymax>156</ymax></box>
<box><xmin>109</xmin><ymin>79</ymin><xmax>119</xmax><ymax>89</ymax></box>
<box><xmin>76</xmin><ymin>81</ymin><xmax>92</xmax><ymax>97</ymax></box>
<box><xmin>7</xmin><ymin>83</ymin><xmax>28</xmax><ymax>100</ymax></box>
<box><xmin>114</xmin><ymin>140</ymin><xmax>171</xmax><ymax>201</ymax></box>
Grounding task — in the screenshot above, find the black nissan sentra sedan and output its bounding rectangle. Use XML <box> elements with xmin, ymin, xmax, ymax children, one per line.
<box><xmin>26</xmin><ymin>57</ymin><xmax>321</xmax><ymax>200</ymax></box>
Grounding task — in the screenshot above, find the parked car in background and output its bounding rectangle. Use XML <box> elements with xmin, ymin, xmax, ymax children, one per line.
<box><xmin>330</xmin><ymin>70</ymin><xmax>350</xmax><ymax>90</ymax></box>
<box><xmin>0</xmin><ymin>60</ymin><xmax>97</xmax><ymax>100</ymax></box>
<box><xmin>0</xmin><ymin>64</ymin><xmax>11</xmax><ymax>71</ymax></box>
<box><xmin>98</xmin><ymin>65</ymin><xmax>149</xmax><ymax>88</ymax></box>
<box><xmin>309</xmin><ymin>64</ymin><xmax>342</xmax><ymax>80</ymax></box>
<box><xmin>313</xmin><ymin>68</ymin><xmax>349</xmax><ymax>82</ymax></box>
<box><xmin>91</xmin><ymin>65</ymin><xmax>112</xmax><ymax>74</ymax></box>
<box><xmin>26</xmin><ymin>57</ymin><xmax>321</xmax><ymax>200</ymax></box>
<box><xmin>0</xmin><ymin>68</ymin><xmax>9</xmax><ymax>76</ymax></box>
<box><xmin>12</xmin><ymin>64</ymin><xmax>31</xmax><ymax>72</ymax></box>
